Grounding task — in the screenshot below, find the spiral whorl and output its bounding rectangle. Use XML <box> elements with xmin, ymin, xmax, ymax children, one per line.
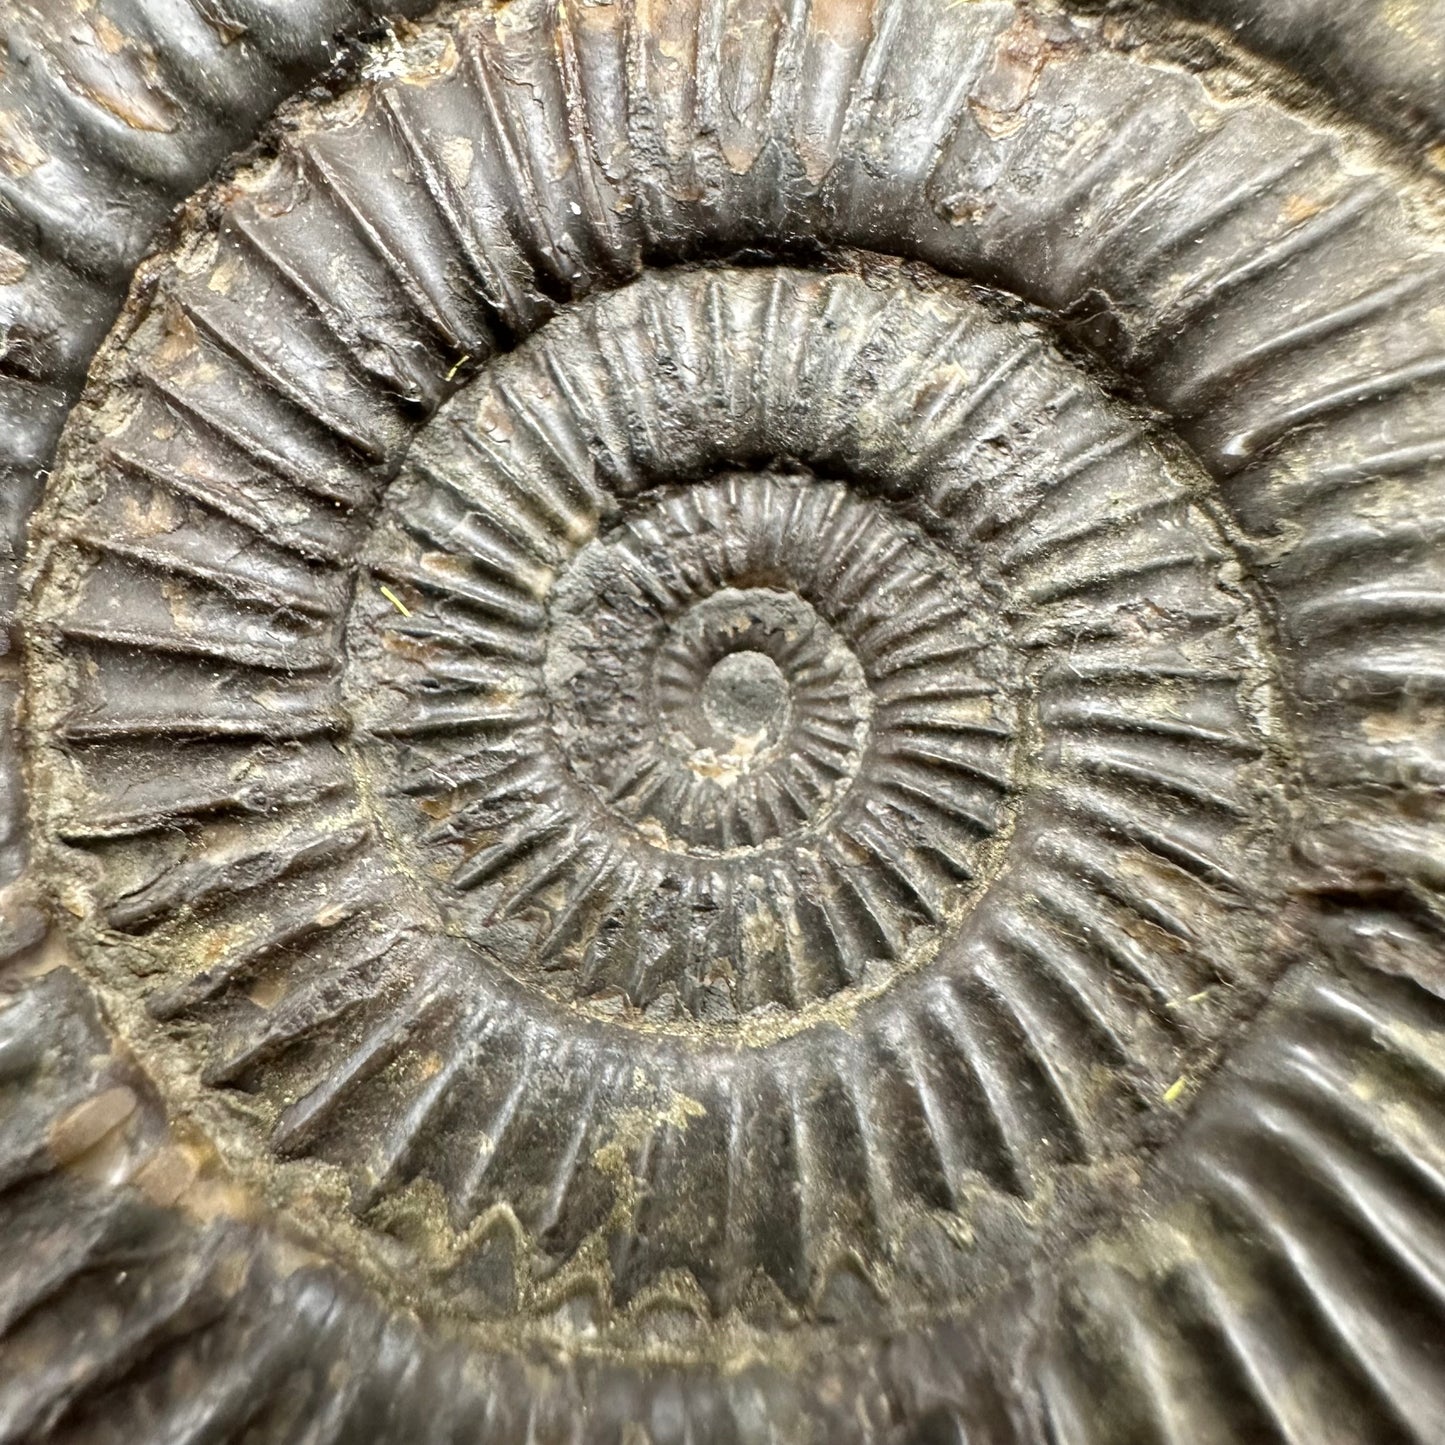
<box><xmin>3</xmin><ymin>1</ymin><xmax>1444</xmax><ymax>1440</ymax></box>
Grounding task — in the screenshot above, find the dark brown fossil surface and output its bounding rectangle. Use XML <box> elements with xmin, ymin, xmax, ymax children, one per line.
<box><xmin>1</xmin><ymin>2</ymin><xmax>1443</xmax><ymax>1442</ymax></box>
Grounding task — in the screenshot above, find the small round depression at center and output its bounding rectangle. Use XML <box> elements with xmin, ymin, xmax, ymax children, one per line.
<box><xmin>701</xmin><ymin>650</ymin><xmax>789</xmax><ymax>749</ymax></box>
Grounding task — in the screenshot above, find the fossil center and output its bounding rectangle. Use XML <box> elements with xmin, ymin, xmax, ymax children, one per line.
<box><xmin>698</xmin><ymin>649</ymin><xmax>789</xmax><ymax>752</ymax></box>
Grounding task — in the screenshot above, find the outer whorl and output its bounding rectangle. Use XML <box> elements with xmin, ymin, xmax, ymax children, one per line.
<box><xmin>1</xmin><ymin>2</ymin><xmax>1443</xmax><ymax>1442</ymax></box>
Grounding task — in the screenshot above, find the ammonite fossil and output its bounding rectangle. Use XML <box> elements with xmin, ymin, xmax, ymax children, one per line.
<box><xmin>1</xmin><ymin>2</ymin><xmax>1442</xmax><ymax>1441</ymax></box>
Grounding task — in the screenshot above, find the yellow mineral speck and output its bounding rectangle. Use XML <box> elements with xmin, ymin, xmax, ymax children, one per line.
<box><xmin>91</xmin><ymin>14</ymin><xmax>128</xmax><ymax>55</ymax></box>
<box><xmin>246</xmin><ymin>974</ymin><xmax>286</xmax><ymax>1008</ymax></box>
<box><xmin>207</xmin><ymin>253</ymin><xmax>243</xmax><ymax>294</ymax></box>
<box><xmin>1363</xmin><ymin>704</ymin><xmax>1445</xmax><ymax>743</ymax></box>
<box><xmin>0</xmin><ymin>244</ymin><xmax>28</xmax><ymax>284</ymax></box>
<box><xmin>131</xmin><ymin>1145</ymin><xmax>200</xmax><ymax>1207</ymax></box>
<box><xmin>664</xmin><ymin>1091</ymin><xmax>706</xmax><ymax>1129</ymax></box>
<box><xmin>380</xmin><ymin>584</ymin><xmax>413</xmax><ymax>617</ymax></box>
<box><xmin>1282</xmin><ymin>193</ymin><xmax>1325</xmax><ymax>225</ymax></box>
<box><xmin>686</xmin><ymin>746</ymin><xmax>745</xmax><ymax>785</ymax></box>
<box><xmin>440</xmin><ymin>135</ymin><xmax>474</xmax><ymax>189</ymax></box>
<box><xmin>49</xmin><ymin>1086</ymin><xmax>138</xmax><ymax>1164</ymax></box>
<box><xmin>0</xmin><ymin>112</ymin><xmax>47</xmax><ymax>176</ymax></box>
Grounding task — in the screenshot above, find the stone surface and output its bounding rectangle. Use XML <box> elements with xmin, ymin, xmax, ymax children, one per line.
<box><xmin>1</xmin><ymin>1</ymin><xmax>1443</xmax><ymax>1441</ymax></box>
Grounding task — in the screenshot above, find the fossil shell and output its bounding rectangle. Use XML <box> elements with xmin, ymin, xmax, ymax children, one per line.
<box><xmin>1</xmin><ymin>1</ymin><xmax>1443</xmax><ymax>1442</ymax></box>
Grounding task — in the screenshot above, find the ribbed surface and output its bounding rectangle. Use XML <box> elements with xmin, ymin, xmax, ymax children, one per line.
<box><xmin>1163</xmin><ymin>0</ymin><xmax>1445</xmax><ymax>150</ymax></box>
<box><xmin>28</xmin><ymin>258</ymin><xmax>1288</xmax><ymax>1321</ymax></box>
<box><xmin>0</xmin><ymin>971</ymin><xmax>885</xmax><ymax>1445</ymax></box>
<box><xmin>0</xmin><ymin>0</ymin><xmax>435</xmax><ymax>892</ymax></box>
<box><xmin>3</xmin><ymin>0</ymin><xmax>1443</xmax><ymax>1440</ymax></box>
